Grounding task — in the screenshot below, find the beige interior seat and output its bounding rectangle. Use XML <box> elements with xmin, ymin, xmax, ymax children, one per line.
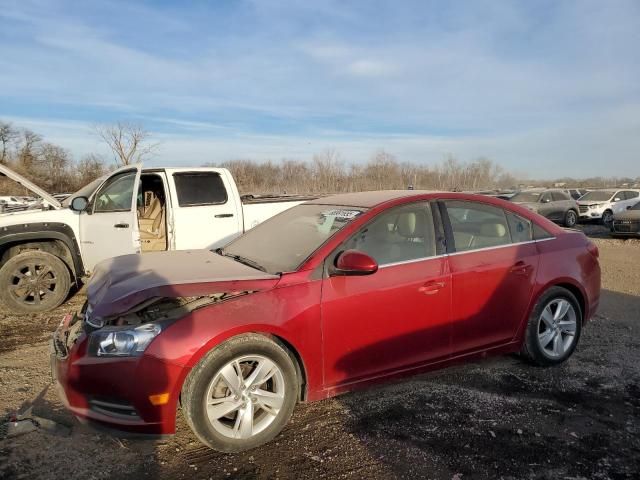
<box><xmin>139</xmin><ymin>208</ymin><xmax>166</xmax><ymax>252</ymax></box>
<box><xmin>392</xmin><ymin>211</ymin><xmax>434</xmax><ymax>260</ymax></box>
<box><xmin>470</xmin><ymin>222</ymin><xmax>509</xmax><ymax>249</ymax></box>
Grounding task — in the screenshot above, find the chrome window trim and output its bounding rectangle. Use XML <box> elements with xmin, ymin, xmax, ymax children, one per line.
<box><xmin>375</xmin><ymin>236</ymin><xmax>556</xmax><ymax>267</ymax></box>
<box><xmin>378</xmin><ymin>255</ymin><xmax>440</xmax><ymax>269</ymax></box>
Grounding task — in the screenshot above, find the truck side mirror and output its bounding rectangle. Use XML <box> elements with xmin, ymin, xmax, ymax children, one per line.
<box><xmin>70</xmin><ymin>196</ymin><xmax>89</xmax><ymax>212</ymax></box>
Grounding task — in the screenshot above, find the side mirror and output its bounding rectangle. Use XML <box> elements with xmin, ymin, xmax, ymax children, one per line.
<box><xmin>333</xmin><ymin>250</ymin><xmax>378</xmax><ymax>276</ymax></box>
<box><xmin>70</xmin><ymin>196</ymin><xmax>89</xmax><ymax>212</ymax></box>
<box><xmin>627</xmin><ymin>205</ymin><xmax>633</xmax><ymax>210</ymax></box>
<box><xmin>613</xmin><ymin>197</ymin><xmax>621</xmax><ymax>202</ymax></box>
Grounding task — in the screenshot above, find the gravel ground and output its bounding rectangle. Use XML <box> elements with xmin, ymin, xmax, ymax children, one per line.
<box><xmin>1</xmin><ymin>225</ymin><xmax>639</xmax><ymax>480</ymax></box>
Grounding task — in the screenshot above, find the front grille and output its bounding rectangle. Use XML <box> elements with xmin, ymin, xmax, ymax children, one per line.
<box><xmin>89</xmin><ymin>398</ymin><xmax>141</xmax><ymax>420</ymax></box>
<box><xmin>612</xmin><ymin>220</ymin><xmax>640</xmax><ymax>233</ymax></box>
<box><xmin>578</xmin><ymin>205</ymin><xmax>589</xmax><ymax>214</ymax></box>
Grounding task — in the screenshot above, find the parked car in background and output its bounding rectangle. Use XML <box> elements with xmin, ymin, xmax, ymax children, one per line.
<box><xmin>577</xmin><ymin>189</ymin><xmax>640</xmax><ymax>225</ymax></box>
<box><xmin>0</xmin><ymin>163</ymin><xmax>314</xmax><ymax>313</ymax></box>
<box><xmin>509</xmin><ymin>189</ymin><xmax>579</xmax><ymax>227</ymax></box>
<box><xmin>52</xmin><ymin>190</ymin><xmax>601</xmax><ymax>452</ymax></box>
<box><xmin>610</xmin><ymin>200</ymin><xmax>640</xmax><ymax>237</ymax></box>
<box><xmin>53</xmin><ymin>193</ymin><xmax>72</xmax><ymax>202</ymax></box>
<box><xmin>567</xmin><ymin>188</ymin><xmax>588</xmax><ymax>200</ymax></box>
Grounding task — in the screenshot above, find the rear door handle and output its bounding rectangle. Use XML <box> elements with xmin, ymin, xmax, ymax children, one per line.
<box><xmin>113</xmin><ymin>223</ymin><xmax>129</xmax><ymax>229</ymax></box>
<box><xmin>510</xmin><ymin>261</ymin><xmax>532</xmax><ymax>276</ymax></box>
<box><xmin>215</xmin><ymin>213</ymin><xmax>234</xmax><ymax>218</ymax></box>
<box><xmin>419</xmin><ymin>281</ymin><xmax>445</xmax><ymax>295</ymax></box>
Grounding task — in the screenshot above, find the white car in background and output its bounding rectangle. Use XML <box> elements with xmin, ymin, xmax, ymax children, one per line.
<box><xmin>577</xmin><ymin>189</ymin><xmax>640</xmax><ymax>225</ymax></box>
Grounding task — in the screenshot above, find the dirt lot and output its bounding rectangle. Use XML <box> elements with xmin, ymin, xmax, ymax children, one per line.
<box><xmin>1</xmin><ymin>226</ymin><xmax>639</xmax><ymax>480</ymax></box>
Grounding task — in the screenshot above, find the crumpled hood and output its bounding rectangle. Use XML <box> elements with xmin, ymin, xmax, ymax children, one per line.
<box><xmin>614</xmin><ymin>210</ymin><xmax>640</xmax><ymax>221</ymax></box>
<box><xmin>88</xmin><ymin>250</ymin><xmax>280</xmax><ymax>317</ymax></box>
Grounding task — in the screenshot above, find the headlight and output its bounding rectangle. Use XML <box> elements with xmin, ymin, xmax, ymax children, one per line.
<box><xmin>89</xmin><ymin>323</ymin><xmax>162</xmax><ymax>357</ymax></box>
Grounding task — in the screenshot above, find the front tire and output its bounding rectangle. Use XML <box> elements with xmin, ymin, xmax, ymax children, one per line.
<box><xmin>0</xmin><ymin>251</ymin><xmax>71</xmax><ymax>313</ymax></box>
<box><xmin>181</xmin><ymin>334</ymin><xmax>298</xmax><ymax>452</ymax></box>
<box><xmin>602</xmin><ymin>209</ymin><xmax>614</xmax><ymax>226</ymax></box>
<box><xmin>521</xmin><ymin>287</ymin><xmax>582</xmax><ymax>366</ymax></box>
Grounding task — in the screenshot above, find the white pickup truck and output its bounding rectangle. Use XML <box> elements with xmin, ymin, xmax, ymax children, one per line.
<box><xmin>0</xmin><ymin>163</ymin><xmax>314</xmax><ymax>312</ymax></box>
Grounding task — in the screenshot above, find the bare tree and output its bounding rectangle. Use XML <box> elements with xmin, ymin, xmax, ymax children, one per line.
<box><xmin>94</xmin><ymin>122</ymin><xmax>158</xmax><ymax>166</ymax></box>
<box><xmin>16</xmin><ymin>129</ymin><xmax>42</xmax><ymax>171</ymax></box>
<box><xmin>0</xmin><ymin>121</ymin><xmax>18</xmax><ymax>164</ymax></box>
<box><xmin>76</xmin><ymin>154</ymin><xmax>108</xmax><ymax>186</ymax></box>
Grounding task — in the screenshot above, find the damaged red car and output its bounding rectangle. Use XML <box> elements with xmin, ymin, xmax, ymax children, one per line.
<box><xmin>52</xmin><ymin>191</ymin><xmax>600</xmax><ymax>452</ymax></box>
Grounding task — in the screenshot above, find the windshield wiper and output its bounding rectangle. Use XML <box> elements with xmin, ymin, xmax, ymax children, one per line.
<box><xmin>216</xmin><ymin>248</ymin><xmax>267</xmax><ymax>273</ymax></box>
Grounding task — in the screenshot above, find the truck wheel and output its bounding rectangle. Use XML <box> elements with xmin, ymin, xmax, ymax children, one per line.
<box><xmin>181</xmin><ymin>334</ymin><xmax>298</xmax><ymax>452</ymax></box>
<box><xmin>0</xmin><ymin>251</ymin><xmax>71</xmax><ymax>313</ymax></box>
<box><xmin>564</xmin><ymin>209</ymin><xmax>577</xmax><ymax>227</ymax></box>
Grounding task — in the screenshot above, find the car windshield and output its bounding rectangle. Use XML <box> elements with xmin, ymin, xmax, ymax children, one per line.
<box><xmin>579</xmin><ymin>190</ymin><xmax>614</xmax><ymax>202</ymax></box>
<box><xmin>222</xmin><ymin>204</ymin><xmax>366</xmax><ymax>274</ymax></box>
<box><xmin>61</xmin><ymin>176</ymin><xmax>107</xmax><ymax>207</ymax></box>
<box><xmin>510</xmin><ymin>192</ymin><xmax>544</xmax><ymax>203</ymax></box>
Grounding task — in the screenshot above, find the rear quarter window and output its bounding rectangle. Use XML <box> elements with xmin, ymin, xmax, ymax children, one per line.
<box><xmin>173</xmin><ymin>172</ymin><xmax>228</xmax><ymax>207</ymax></box>
<box><xmin>506</xmin><ymin>211</ymin><xmax>533</xmax><ymax>243</ymax></box>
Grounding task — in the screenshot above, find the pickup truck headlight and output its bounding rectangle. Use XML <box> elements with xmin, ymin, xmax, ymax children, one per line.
<box><xmin>89</xmin><ymin>324</ymin><xmax>162</xmax><ymax>357</ymax></box>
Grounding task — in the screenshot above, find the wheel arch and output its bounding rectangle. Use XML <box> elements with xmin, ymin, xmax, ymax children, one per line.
<box><xmin>180</xmin><ymin>328</ymin><xmax>310</xmax><ymax>406</ymax></box>
<box><xmin>0</xmin><ymin>224</ymin><xmax>84</xmax><ymax>281</ymax></box>
<box><xmin>533</xmin><ymin>279</ymin><xmax>587</xmax><ymax>324</ymax></box>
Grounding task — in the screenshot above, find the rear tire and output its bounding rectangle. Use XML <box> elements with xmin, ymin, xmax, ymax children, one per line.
<box><xmin>181</xmin><ymin>334</ymin><xmax>298</xmax><ymax>452</ymax></box>
<box><xmin>520</xmin><ymin>286</ymin><xmax>582</xmax><ymax>367</ymax></box>
<box><xmin>564</xmin><ymin>209</ymin><xmax>577</xmax><ymax>227</ymax></box>
<box><xmin>0</xmin><ymin>251</ymin><xmax>71</xmax><ymax>313</ymax></box>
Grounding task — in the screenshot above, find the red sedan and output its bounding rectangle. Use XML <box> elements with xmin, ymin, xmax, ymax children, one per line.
<box><xmin>52</xmin><ymin>191</ymin><xmax>600</xmax><ymax>452</ymax></box>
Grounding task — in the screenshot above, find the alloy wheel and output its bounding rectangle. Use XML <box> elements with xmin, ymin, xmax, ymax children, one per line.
<box><xmin>205</xmin><ymin>355</ymin><xmax>286</xmax><ymax>440</ymax></box>
<box><xmin>9</xmin><ymin>261</ymin><xmax>59</xmax><ymax>306</ymax></box>
<box><xmin>566</xmin><ymin>210</ymin><xmax>577</xmax><ymax>227</ymax></box>
<box><xmin>537</xmin><ymin>298</ymin><xmax>577</xmax><ymax>358</ymax></box>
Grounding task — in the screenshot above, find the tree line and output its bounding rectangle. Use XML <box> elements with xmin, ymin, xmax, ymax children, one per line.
<box><xmin>1</xmin><ymin>119</ymin><xmax>637</xmax><ymax>197</ymax></box>
<box><xmin>211</xmin><ymin>150</ymin><xmax>519</xmax><ymax>194</ymax></box>
<box><xmin>0</xmin><ymin>121</ymin><xmax>108</xmax><ymax>195</ymax></box>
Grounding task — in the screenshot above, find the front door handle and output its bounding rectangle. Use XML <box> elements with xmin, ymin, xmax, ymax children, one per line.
<box><xmin>113</xmin><ymin>223</ymin><xmax>129</xmax><ymax>229</ymax></box>
<box><xmin>419</xmin><ymin>280</ymin><xmax>445</xmax><ymax>295</ymax></box>
<box><xmin>510</xmin><ymin>261</ymin><xmax>532</xmax><ymax>276</ymax></box>
<box><xmin>214</xmin><ymin>213</ymin><xmax>234</xmax><ymax>218</ymax></box>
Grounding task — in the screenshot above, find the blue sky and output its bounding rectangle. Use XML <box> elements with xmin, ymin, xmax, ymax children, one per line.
<box><xmin>0</xmin><ymin>0</ymin><xmax>638</xmax><ymax>178</ymax></box>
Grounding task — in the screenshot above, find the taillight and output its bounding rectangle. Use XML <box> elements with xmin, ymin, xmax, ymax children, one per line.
<box><xmin>586</xmin><ymin>241</ymin><xmax>599</xmax><ymax>258</ymax></box>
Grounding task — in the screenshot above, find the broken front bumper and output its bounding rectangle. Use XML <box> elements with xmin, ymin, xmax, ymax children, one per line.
<box><xmin>51</xmin><ymin>313</ymin><xmax>185</xmax><ymax>436</ymax></box>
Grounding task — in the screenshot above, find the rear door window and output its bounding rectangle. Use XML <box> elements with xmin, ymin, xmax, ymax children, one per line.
<box><xmin>551</xmin><ymin>192</ymin><xmax>569</xmax><ymax>201</ymax></box>
<box><xmin>444</xmin><ymin>201</ymin><xmax>511</xmax><ymax>252</ymax></box>
<box><xmin>173</xmin><ymin>172</ymin><xmax>228</xmax><ymax>207</ymax></box>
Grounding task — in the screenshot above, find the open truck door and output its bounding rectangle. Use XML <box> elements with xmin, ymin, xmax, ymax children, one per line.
<box><xmin>78</xmin><ymin>164</ymin><xmax>143</xmax><ymax>272</ymax></box>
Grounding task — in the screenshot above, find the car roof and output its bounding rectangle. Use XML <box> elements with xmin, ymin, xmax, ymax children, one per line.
<box><xmin>306</xmin><ymin>190</ymin><xmax>442</xmax><ymax>208</ymax></box>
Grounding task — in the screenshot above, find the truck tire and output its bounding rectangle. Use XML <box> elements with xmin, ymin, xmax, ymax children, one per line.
<box><xmin>0</xmin><ymin>251</ymin><xmax>71</xmax><ymax>313</ymax></box>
